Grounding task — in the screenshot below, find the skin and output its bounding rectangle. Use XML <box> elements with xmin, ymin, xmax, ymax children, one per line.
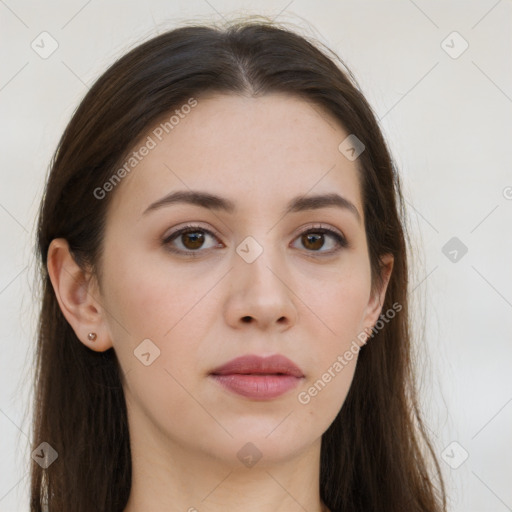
<box><xmin>47</xmin><ymin>92</ymin><xmax>393</xmax><ymax>512</ymax></box>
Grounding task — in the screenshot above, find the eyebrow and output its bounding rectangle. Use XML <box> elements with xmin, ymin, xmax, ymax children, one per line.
<box><xmin>142</xmin><ymin>190</ymin><xmax>362</xmax><ymax>223</ymax></box>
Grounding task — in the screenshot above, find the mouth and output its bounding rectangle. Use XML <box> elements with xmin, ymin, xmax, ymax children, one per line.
<box><xmin>209</xmin><ymin>354</ymin><xmax>304</xmax><ymax>400</ymax></box>
<box><xmin>209</xmin><ymin>373</ymin><xmax>303</xmax><ymax>400</ymax></box>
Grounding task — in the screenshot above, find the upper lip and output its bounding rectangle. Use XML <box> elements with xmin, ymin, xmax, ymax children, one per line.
<box><xmin>210</xmin><ymin>354</ymin><xmax>304</xmax><ymax>378</ymax></box>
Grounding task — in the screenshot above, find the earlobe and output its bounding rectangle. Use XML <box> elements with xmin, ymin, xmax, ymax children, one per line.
<box><xmin>46</xmin><ymin>238</ymin><xmax>112</xmax><ymax>352</ymax></box>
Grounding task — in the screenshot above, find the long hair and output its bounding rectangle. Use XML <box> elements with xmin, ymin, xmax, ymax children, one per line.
<box><xmin>31</xmin><ymin>16</ymin><xmax>446</xmax><ymax>512</ymax></box>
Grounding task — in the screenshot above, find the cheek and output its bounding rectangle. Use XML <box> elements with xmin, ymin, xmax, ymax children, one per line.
<box><xmin>298</xmin><ymin>261</ymin><xmax>371</xmax><ymax>345</ymax></box>
<box><xmin>101</xmin><ymin>248</ymin><xmax>221</xmax><ymax>382</ymax></box>
<box><xmin>103</xmin><ymin>248</ymin><xmax>210</xmax><ymax>336</ymax></box>
<box><xmin>102</xmin><ymin>252</ymin><xmax>215</xmax><ymax>426</ymax></box>
<box><xmin>293</xmin><ymin>260</ymin><xmax>370</xmax><ymax>408</ymax></box>
<box><xmin>297</xmin><ymin>355</ymin><xmax>358</xmax><ymax>431</ymax></box>
<box><xmin>294</xmin><ymin>280</ymin><xmax>364</xmax><ymax>431</ymax></box>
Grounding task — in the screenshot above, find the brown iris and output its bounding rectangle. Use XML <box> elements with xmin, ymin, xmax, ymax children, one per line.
<box><xmin>302</xmin><ymin>232</ymin><xmax>324</xmax><ymax>251</ymax></box>
<box><xmin>181</xmin><ymin>231</ymin><xmax>205</xmax><ymax>250</ymax></box>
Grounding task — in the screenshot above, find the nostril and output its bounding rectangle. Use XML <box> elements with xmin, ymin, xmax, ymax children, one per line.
<box><xmin>242</xmin><ymin>316</ymin><xmax>252</xmax><ymax>323</ymax></box>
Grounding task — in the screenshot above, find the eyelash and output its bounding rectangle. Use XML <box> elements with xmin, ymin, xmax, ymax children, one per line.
<box><xmin>162</xmin><ymin>223</ymin><xmax>349</xmax><ymax>258</ymax></box>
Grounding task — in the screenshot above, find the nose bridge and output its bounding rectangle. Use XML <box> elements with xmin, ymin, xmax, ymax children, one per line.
<box><xmin>225</xmin><ymin>229</ymin><xmax>298</xmax><ymax>329</ymax></box>
<box><xmin>235</xmin><ymin>231</ymin><xmax>285</xmax><ymax>295</ymax></box>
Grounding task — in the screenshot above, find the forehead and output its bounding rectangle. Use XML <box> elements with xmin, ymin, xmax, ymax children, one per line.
<box><xmin>107</xmin><ymin>92</ymin><xmax>363</xmax><ymax>219</ymax></box>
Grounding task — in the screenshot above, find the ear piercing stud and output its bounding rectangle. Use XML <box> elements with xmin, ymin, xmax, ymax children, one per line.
<box><xmin>88</xmin><ymin>332</ymin><xmax>97</xmax><ymax>342</ymax></box>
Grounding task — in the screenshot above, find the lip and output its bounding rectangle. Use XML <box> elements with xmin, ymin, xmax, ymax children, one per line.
<box><xmin>209</xmin><ymin>354</ymin><xmax>304</xmax><ymax>400</ymax></box>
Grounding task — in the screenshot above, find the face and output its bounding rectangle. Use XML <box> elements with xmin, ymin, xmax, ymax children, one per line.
<box><xmin>92</xmin><ymin>93</ymin><xmax>392</xmax><ymax>467</ymax></box>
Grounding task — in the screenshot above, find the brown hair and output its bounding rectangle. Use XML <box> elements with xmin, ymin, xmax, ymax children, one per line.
<box><xmin>31</xmin><ymin>16</ymin><xmax>446</xmax><ymax>512</ymax></box>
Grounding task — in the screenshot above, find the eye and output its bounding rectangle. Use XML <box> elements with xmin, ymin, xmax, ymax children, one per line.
<box><xmin>162</xmin><ymin>223</ymin><xmax>349</xmax><ymax>257</ymax></box>
<box><xmin>290</xmin><ymin>225</ymin><xmax>348</xmax><ymax>255</ymax></box>
<box><xmin>162</xmin><ymin>224</ymin><xmax>222</xmax><ymax>256</ymax></box>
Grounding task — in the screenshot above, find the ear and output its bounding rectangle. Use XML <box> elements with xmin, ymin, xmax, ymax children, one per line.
<box><xmin>360</xmin><ymin>253</ymin><xmax>394</xmax><ymax>342</ymax></box>
<box><xmin>46</xmin><ymin>238</ymin><xmax>113</xmax><ymax>352</ymax></box>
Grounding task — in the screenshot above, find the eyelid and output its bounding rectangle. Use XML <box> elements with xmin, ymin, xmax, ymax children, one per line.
<box><xmin>292</xmin><ymin>222</ymin><xmax>346</xmax><ymax>241</ymax></box>
<box><xmin>162</xmin><ymin>222</ymin><xmax>222</xmax><ymax>242</ymax></box>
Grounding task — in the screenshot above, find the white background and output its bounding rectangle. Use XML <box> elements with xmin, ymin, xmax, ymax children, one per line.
<box><xmin>1</xmin><ymin>1</ymin><xmax>511</xmax><ymax>511</ymax></box>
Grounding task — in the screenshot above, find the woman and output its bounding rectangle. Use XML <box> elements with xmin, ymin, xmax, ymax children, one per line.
<box><xmin>31</xmin><ymin>16</ymin><xmax>446</xmax><ymax>512</ymax></box>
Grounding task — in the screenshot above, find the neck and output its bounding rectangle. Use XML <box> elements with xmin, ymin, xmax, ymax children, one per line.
<box><xmin>123</xmin><ymin>415</ymin><xmax>327</xmax><ymax>512</ymax></box>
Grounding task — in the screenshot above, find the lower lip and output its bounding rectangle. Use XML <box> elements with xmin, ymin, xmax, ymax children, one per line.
<box><xmin>210</xmin><ymin>374</ymin><xmax>302</xmax><ymax>400</ymax></box>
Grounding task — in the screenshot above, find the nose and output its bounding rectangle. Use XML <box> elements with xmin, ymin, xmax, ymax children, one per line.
<box><xmin>224</xmin><ymin>243</ymin><xmax>298</xmax><ymax>331</ymax></box>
